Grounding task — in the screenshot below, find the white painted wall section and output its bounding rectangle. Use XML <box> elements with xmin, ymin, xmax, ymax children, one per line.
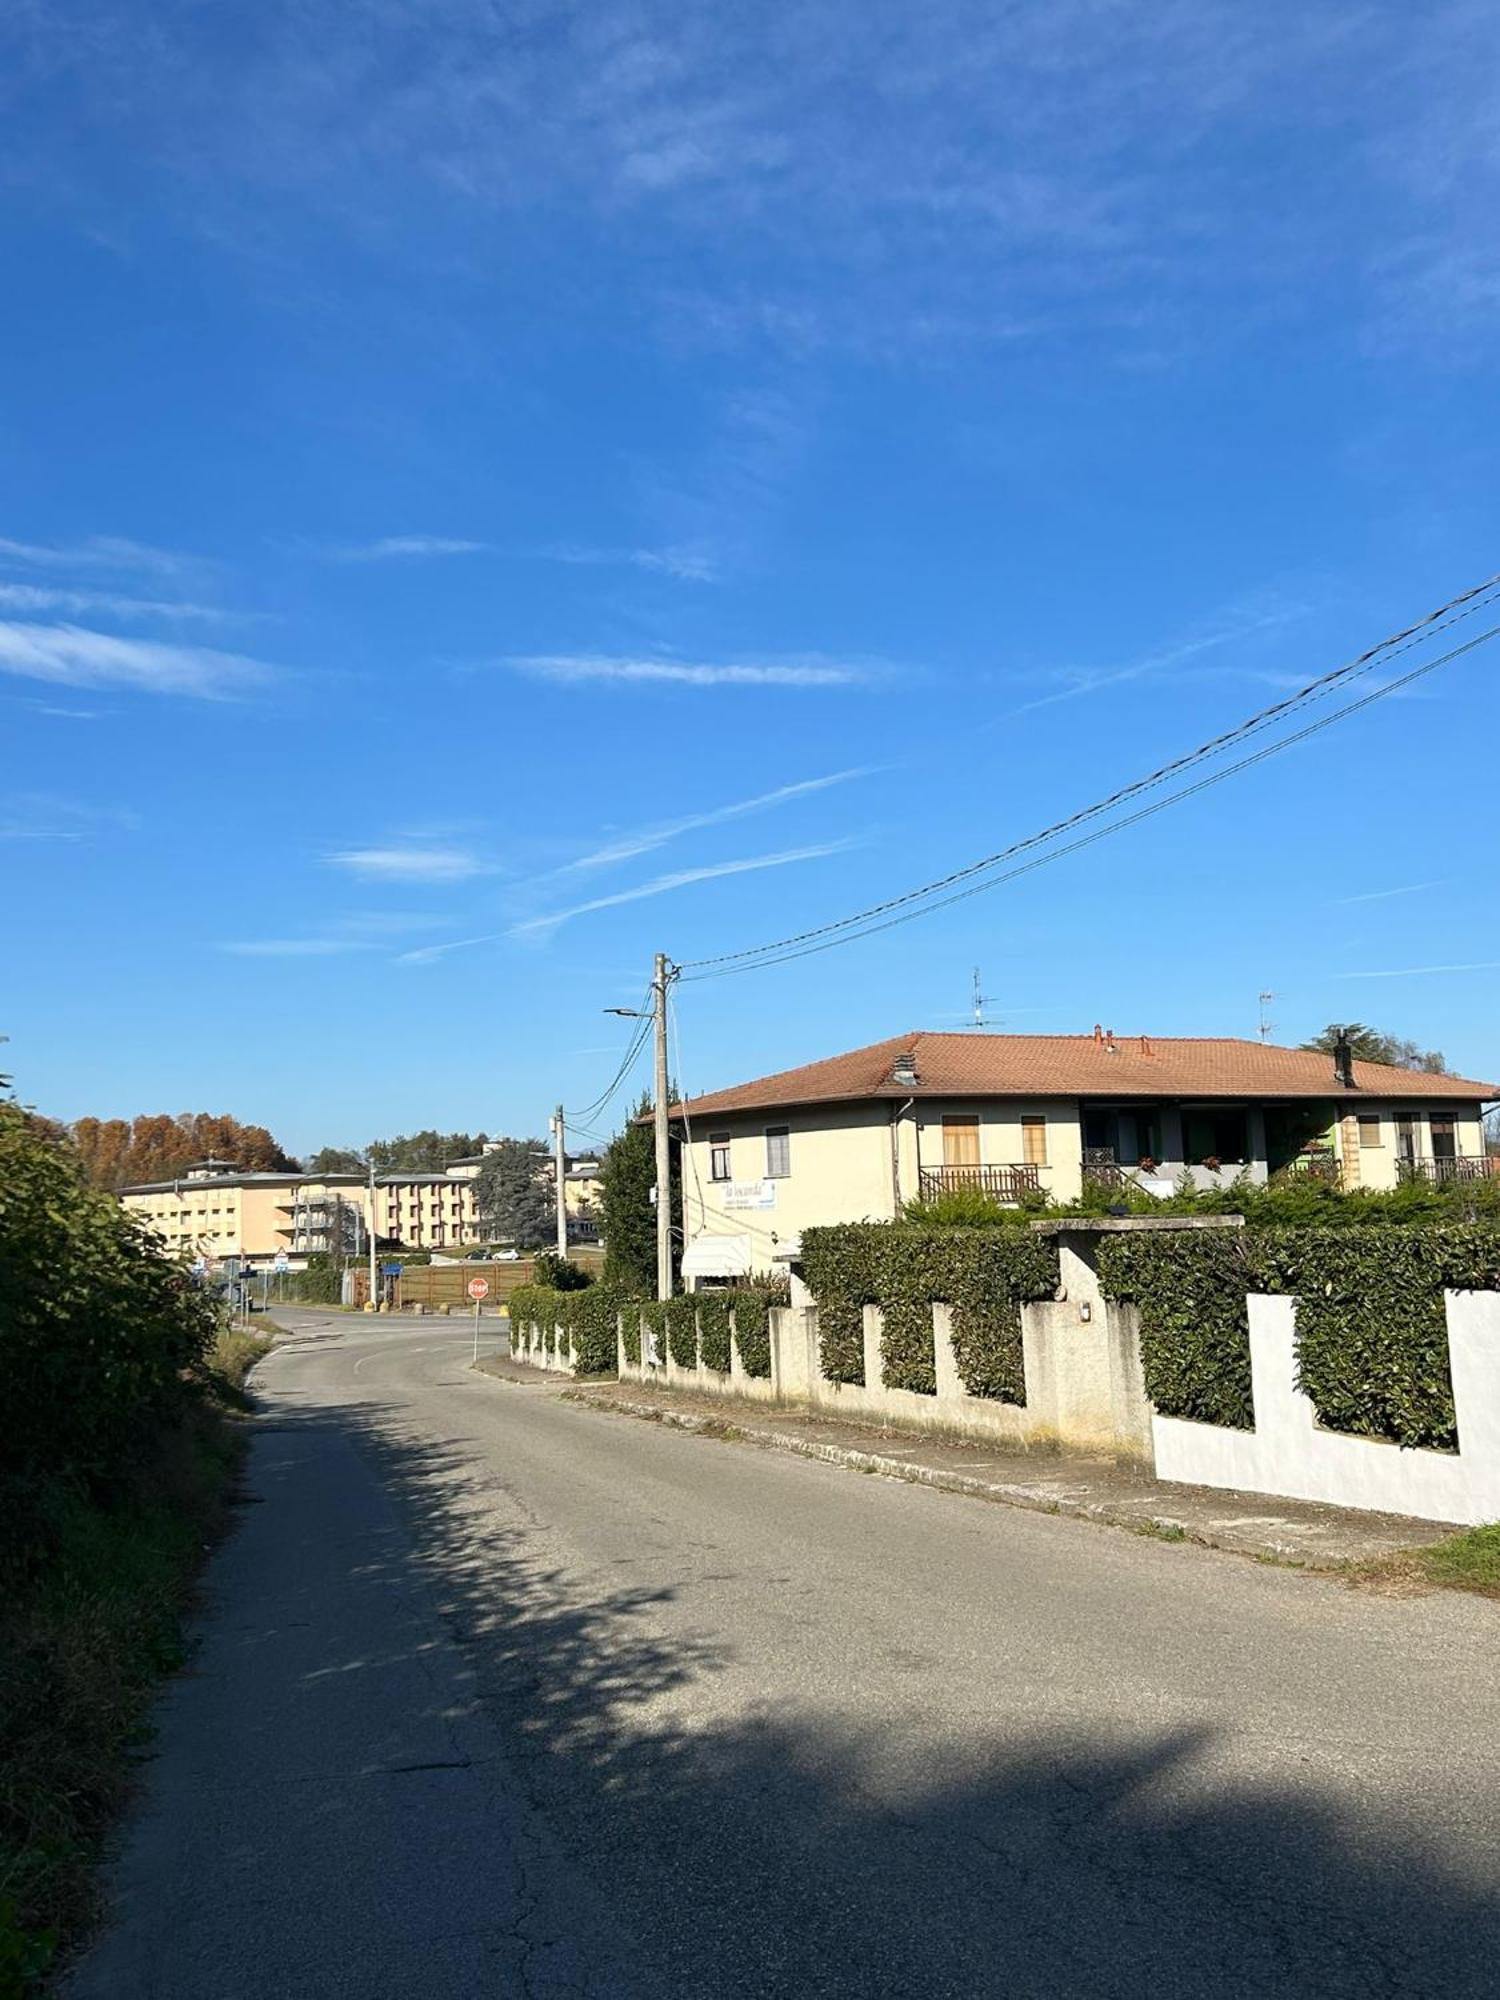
<box><xmin>1152</xmin><ymin>1291</ymin><xmax>1500</xmax><ymax>1526</ymax></box>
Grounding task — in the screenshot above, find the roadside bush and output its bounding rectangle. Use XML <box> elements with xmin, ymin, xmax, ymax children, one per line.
<box><xmin>0</xmin><ymin>1102</ymin><xmax>219</xmax><ymax>1576</ymax></box>
<box><xmin>1258</xmin><ymin>1225</ymin><xmax>1500</xmax><ymax>1450</ymax></box>
<box><xmin>729</xmin><ymin>1278</ymin><xmax>786</xmax><ymax>1379</ymax></box>
<box><xmin>665</xmin><ymin>1295</ymin><xmax>698</xmax><ymax>1369</ymax></box>
<box><xmin>696</xmin><ymin>1294</ymin><xmax>732</xmax><ymax>1374</ymax></box>
<box><xmin>283</xmin><ymin>1252</ymin><xmax>342</xmax><ymax>1305</ymax></box>
<box><xmin>800</xmin><ymin>1223</ymin><xmax>1059</xmax><ymax>1403</ymax></box>
<box><xmin>509</xmin><ymin>1282</ymin><xmax>625</xmax><ymax>1374</ymax></box>
<box><xmin>1097</xmin><ymin>1228</ymin><xmax>1257</xmax><ymax>1429</ymax></box>
<box><xmin>531</xmin><ymin>1251</ymin><xmax>594</xmax><ymax>1291</ymax></box>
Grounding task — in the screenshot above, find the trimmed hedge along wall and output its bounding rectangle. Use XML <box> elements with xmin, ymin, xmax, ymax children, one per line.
<box><xmin>508</xmin><ymin>1283</ymin><xmax>625</xmax><ymax>1375</ymax></box>
<box><xmin>799</xmin><ymin>1225</ymin><xmax>1060</xmax><ymax>1402</ymax></box>
<box><xmin>1098</xmin><ymin>1223</ymin><xmax>1500</xmax><ymax>1451</ymax></box>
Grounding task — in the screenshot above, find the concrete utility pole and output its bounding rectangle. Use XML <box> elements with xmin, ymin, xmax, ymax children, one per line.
<box><xmin>653</xmin><ymin>951</ymin><xmax>673</xmax><ymax>1302</ymax></box>
<box><xmin>552</xmin><ymin>1103</ymin><xmax>568</xmax><ymax>1260</ymax></box>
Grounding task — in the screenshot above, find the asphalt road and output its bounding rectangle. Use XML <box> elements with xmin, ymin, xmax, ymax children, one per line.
<box><xmin>72</xmin><ymin>1308</ymin><xmax>1500</xmax><ymax>1998</ymax></box>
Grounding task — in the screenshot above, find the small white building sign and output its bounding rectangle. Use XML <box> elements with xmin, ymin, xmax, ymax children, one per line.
<box><xmin>722</xmin><ymin>1179</ymin><xmax>776</xmax><ymax>1210</ymax></box>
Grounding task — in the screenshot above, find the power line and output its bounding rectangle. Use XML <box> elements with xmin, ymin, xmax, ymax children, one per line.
<box><xmin>681</xmin><ymin>620</ymin><xmax>1499</xmax><ymax>980</ymax></box>
<box><xmin>571</xmin><ymin>987</ymin><xmax>655</xmax><ymax>1123</ymax></box>
<box><xmin>679</xmin><ymin>570</ymin><xmax>1500</xmax><ymax>978</ymax></box>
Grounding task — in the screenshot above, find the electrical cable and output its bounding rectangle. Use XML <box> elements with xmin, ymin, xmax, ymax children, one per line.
<box><xmin>679</xmin><ymin>570</ymin><xmax>1500</xmax><ymax>976</ymax></box>
<box><xmin>571</xmin><ymin>987</ymin><xmax>655</xmax><ymax>1123</ymax></box>
<box><xmin>683</xmin><ymin>623</ymin><xmax>1500</xmax><ymax>980</ymax></box>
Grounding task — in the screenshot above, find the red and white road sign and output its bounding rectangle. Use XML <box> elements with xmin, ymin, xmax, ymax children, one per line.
<box><xmin>466</xmin><ymin>1276</ymin><xmax>490</xmax><ymax>1301</ymax></box>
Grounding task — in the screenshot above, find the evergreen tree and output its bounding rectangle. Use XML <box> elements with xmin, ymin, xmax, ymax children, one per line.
<box><xmin>599</xmin><ymin>1092</ymin><xmax>680</xmax><ymax>1294</ymax></box>
<box><xmin>473</xmin><ymin>1137</ymin><xmax>553</xmax><ymax>1248</ymax></box>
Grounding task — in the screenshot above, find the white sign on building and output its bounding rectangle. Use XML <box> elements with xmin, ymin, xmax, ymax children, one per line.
<box><xmin>722</xmin><ymin>1179</ymin><xmax>776</xmax><ymax>1211</ymax></box>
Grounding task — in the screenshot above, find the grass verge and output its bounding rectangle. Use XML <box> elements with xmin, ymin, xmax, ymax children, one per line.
<box><xmin>1346</xmin><ymin>1522</ymin><xmax>1500</xmax><ymax>1601</ymax></box>
<box><xmin>0</xmin><ymin>1328</ymin><xmax>266</xmax><ymax>1994</ymax></box>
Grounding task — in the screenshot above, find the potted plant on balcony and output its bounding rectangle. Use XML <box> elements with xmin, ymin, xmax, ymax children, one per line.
<box><xmin>1138</xmin><ymin>1155</ymin><xmax>1158</xmax><ymax>1175</ymax></box>
<box><xmin>1201</xmin><ymin>1154</ymin><xmax>1221</xmax><ymax>1174</ymax></box>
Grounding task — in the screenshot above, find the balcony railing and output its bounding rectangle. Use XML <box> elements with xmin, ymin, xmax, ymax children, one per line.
<box><xmin>1282</xmin><ymin>1151</ymin><xmax>1341</xmax><ymax>1185</ymax></box>
<box><xmin>1081</xmin><ymin>1147</ymin><xmax>1128</xmax><ymax>1190</ymax></box>
<box><xmin>918</xmin><ymin>1164</ymin><xmax>1042</xmax><ymax>1203</ymax></box>
<box><xmin>1398</xmin><ymin>1156</ymin><xmax>1491</xmax><ymax>1185</ymax></box>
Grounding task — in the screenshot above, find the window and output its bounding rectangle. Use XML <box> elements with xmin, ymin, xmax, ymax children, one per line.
<box><xmin>765</xmin><ymin>1126</ymin><xmax>791</xmax><ymax>1178</ymax></box>
<box><xmin>1021</xmin><ymin>1115</ymin><xmax>1048</xmax><ymax>1166</ymax></box>
<box><xmin>1358</xmin><ymin>1115</ymin><xmax>1383</xmax><ymax>1149</ymax></box>
<box><xmin>1430</xmin><ymin>1115</ymin><xmax>1457</xmax><ymax>1161</ymax></box>
<box><xmin>710</xmin><ymin>1133</ymin><xmax>732</xmax><ymax>1182</ymax></box>
<box><xmin>942</xmin><ymin>1116</ymin><xmax>980</xmax><ymax>1167</ymax></box>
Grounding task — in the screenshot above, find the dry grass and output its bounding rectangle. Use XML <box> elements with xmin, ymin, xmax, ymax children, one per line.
<box><xmin>0</xmin><ymin>1388</ymin><xmax>249</xmax><ymax>1992</ymax></box>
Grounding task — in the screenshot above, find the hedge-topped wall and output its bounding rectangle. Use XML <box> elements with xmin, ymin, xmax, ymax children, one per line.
<box><xmin>629</xmin><ymin>1287</ymin><xmax>784</xmax><ymax>1379</ymax></box>
<box><xmin>1098</xmin><ymin>1222</ymin><xmax>1500</xmax><ymax>1450</ymax></box>
<box><xmin>799</xmin><ymin>1224</ymin><xmax>1060</xmax><ymax>1403</ymax></box>
<box><xmin>1095</xmin><ymin>1230</ymin><xmax>1257</xmax><ymax>1430</ymax></box>
<box><xmin>508</xmin><ymin>1283</ymin><xmax>624</xmax><ymax>1375</ymax></box>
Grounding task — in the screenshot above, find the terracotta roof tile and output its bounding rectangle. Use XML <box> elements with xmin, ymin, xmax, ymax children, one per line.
<box><xmin>671</xmin><ymin>1033</ymin><xmax>1497</xmax><ymax>1120</ymax></box>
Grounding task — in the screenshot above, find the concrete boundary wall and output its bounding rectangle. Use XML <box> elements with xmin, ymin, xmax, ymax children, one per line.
<box><xmin>1152</xmin><ymin>1291</ymin><xmax>1500</xmax><ymax>1526</ymax></box>
<box><xmin>617</xmin><ymin>1264</ymin><xmax>1154</xmax><ymax>1458</ymax></box>
<box><xmin>509</xmin><ymin>1313</ymin><xmax>579</xmax><ymax>1377</ymax></box>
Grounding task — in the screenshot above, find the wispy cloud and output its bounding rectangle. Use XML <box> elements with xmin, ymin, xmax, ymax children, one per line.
<box><xmin>508</xmin><ymin>653</ymin><xmax>879</xmax><ymax>689</ymax></box>
<box><xmin>323</xmin><ymin>535</ymin><xmax>485</xmax><ymax>561</ymax></box>
<box><xmin>0</xmin><ymin>793</ymin><xmax>138</xmax><ymax>840</ymax></box>
<box><xmin>1334</xmin><ymin>880</ymin><xmax>1447</xmax><ymax>907</ymax></box>
<box><xmin>1338</xmin><ymin>960</ymin><xmax>1500</xmax><ymax>979</ymax></box>
<box><xmin>325</xmin><ymin>843</ymin><xmax>491</xmax><ymax>883</ymax></box>
<box><xmin>542</xmin><ymin>544</ymin><xmax>719</xmax><ymax>583</ymax></box>
<box><xmin>0</xmin><ymin>622</ymin><xmax>272</xmax><ymax>699</ymax></box>
<box><xmin>1005</xmin><ymin>606</ymin><xmax>1301</xmax><ymax>720</ymax></box>
<box><xmin>0</xmin><ymin>582</ymin><xmax>234</xmax><ymax>622</ymax></box>
<box><xmin>0</xmin><ymin>535</ymin><xmax>204</xmax><ymax>579</ymax></box>
<box><xmin>512</xmin><ymin>840</ymin><xmax>853</xmax><ymax>939</ymax></box>
<box><xmin>554</xmin><ymin>768</ymin><xmax>872</xmax><ymax>877</ymax></box>
<box><xmin>396</xmin><ymin>932</ymin><xmax>505</xmax><ymax>966</ymax></box>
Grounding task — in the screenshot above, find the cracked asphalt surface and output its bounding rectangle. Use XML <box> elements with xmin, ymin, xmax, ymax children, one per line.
<box><xmin>71</xmin><ymin>1309</ymin><xmax>1500</xmax><ymax>1997</ymax></box>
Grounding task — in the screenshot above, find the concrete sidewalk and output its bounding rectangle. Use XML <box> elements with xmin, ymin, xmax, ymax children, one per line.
<box><xmin>475</xmin><ymin>1357</ymin><xmax>1457</xmax><ymax>1568</ymax></box>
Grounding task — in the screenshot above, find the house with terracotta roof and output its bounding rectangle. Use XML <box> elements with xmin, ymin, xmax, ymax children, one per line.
<box><xmin>671</xmin><ymin>1029</ymin><xmax>1497</xmax><ymax>1279</ymax></box>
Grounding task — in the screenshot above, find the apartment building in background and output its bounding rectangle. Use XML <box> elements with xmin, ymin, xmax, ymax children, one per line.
<box><xmin>121</xmin><ymin>1143</ymin><xmax>608</xmax><ymax>1264</ymax></box>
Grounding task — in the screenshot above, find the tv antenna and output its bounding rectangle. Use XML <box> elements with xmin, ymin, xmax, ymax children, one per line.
<box><xmin>971</xmin><ymin>967</ymin><xmax>1002</xmax><ymax>1030</ymax></box>
<box><xmin>1258</xmin><ymin>990</ymin><xmax>1276</xmax><ymax>1042</ymax></box>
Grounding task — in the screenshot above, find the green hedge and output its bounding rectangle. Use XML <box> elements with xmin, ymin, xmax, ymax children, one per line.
<box><xmin>665</xmin><ymin>1294</ymin><xmax>698</xmax><ymax>1368</ymax></box>
<box><xmin>1097</xmin><ymin>1229</ymin><xmax>1257</xmax><ymax>1429</ymax></box>
<box><xmin>507</xmin><ymin>1282</ymin><xmax>625</xmax><ymax>1375</ymax></box>
<box><xmin>1259</xmin><ymin>1226</ymin><xmax>1500</xmax><ymax>1450</ymax></box>
<box><xmin>1099</xmin><ymin>1221</ymin><xmax>1500</xmax><ymax>1449</ymax></box>
<box><xmin>800</xmin><ymin>1224</ymin><xmax>1059</xmax><ymax>1402</ymax></box>
<box><xmin>697</xmin><ymin>1294</ymin><xmax>732</xmax><ymax>1373</ymax></box>
<box><xmin>730</xmin><ymin>1291</ymin><xmax>775</xmax><ymax>1378</ymax></box>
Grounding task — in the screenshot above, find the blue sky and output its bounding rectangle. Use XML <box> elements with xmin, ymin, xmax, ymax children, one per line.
<box><xmin>4</xmin><ymin>1</ymin><xmax>1500</xmax><ymax>1152</ymax></box>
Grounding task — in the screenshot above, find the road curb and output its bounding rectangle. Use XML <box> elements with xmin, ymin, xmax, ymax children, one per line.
<box><xmin>559</xmin><ymin>1390</ymin><xmax>1292</xmax><ymax>1562</ymax></box>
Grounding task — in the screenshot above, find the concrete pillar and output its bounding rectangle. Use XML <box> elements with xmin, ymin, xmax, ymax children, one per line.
<box><xmin>861</xmin><ymin>1303</ymin><xmax>884</xmax><ymax>1392</ymax></box>
<box><xmin>1448</xmin><ymin>1290</ymin><xmax>1500</xmax><ymax>1520</ymax></box>
<box><xmin>933</xmin><ymin>1303</ymin><xmax>965</xmax><ymax>1403</ymax></box>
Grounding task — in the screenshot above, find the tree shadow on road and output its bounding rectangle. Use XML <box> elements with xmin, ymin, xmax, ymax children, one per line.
<box><xmin>263</xmin><ymin>1397</ymin><xmax>1500</xmax><ymax>1998</ymax></box>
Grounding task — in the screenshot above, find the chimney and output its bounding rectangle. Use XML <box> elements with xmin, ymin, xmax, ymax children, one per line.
<box><xmin>891</xmin><ymin>1050</ymin><xmax>920</xmax><ymax>1088</ymax></box>
<box><xmin>1093</xmin><ymin>1023</ymin><xmax>1103</xmax><ymax>1042</ymax></box>
<box><xmin>1332</xmin><ymin>1027</ymin><xmax>1357</xmax><ymax>1091</ymax></box>
<box><xmin>1140</xmin><ymin>1035</ymin><xmax>1153</xmax><ymax>1056</ymax></box>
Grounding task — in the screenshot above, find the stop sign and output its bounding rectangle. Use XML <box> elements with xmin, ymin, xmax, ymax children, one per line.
<box><xmin>467</xmin><ymin>1276</ymin><xmax>490</xmax><ymax>1301</ymax></box>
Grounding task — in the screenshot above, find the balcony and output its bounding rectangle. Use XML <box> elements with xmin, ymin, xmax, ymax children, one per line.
<box><xmin>1398</xmin><ymin>1156</ymin><xmax>1491</xmax><ymax>1186</ymax></box>
<box><xmin>1081</xmin><ymin>1147</ymin><xmax>1128</xmax><ymax>1190</ymax></box>
<box><xmin>917</xmin><ymin>1164</ymin><xmax>1042</xmax><ymax>1203</ymax></box>
<box><xmin>1282</xmin><ymin>1150</ymin><xmax>1341</xmax><ymax>1186</ymax></box>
